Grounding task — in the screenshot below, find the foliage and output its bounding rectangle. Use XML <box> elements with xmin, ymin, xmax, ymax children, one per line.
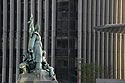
<box><xmin>81</xmin><ymin>63</ymin><xmax>104</xmax><ymax>83</ymax></box>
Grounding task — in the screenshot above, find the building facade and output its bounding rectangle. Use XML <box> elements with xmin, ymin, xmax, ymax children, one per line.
<box><xmin>0</xmin><ymin>0</ymin><xmax>77</xmax><ymax>83</ymax></box>
<box><xmin>0</xmin><ymin>0</ymin><xmax>125</xmax><ymax>83</ymax></box>
<box><xmin>78</xmin><ymin>0</ymin><xmax>125</xmax><ymax>83</ymax></box>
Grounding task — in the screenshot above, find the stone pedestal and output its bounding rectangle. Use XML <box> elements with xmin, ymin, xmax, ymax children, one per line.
<box><xmin>16</xmin><ymin>70</ymin><xmax>58</xmax><ymax>83</ymax></box>
<box><xmin>17</xmin><ymin>81</ymin><xmax>58</xmax><ymax>83</ymax></box>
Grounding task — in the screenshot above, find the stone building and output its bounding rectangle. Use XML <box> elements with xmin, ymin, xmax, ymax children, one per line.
<box><xmin>0</xmin><ymin>0</ymin><xmax>125</xmax><ymax>83</ymax></box>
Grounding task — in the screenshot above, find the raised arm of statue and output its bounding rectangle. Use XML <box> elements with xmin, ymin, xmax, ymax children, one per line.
<box><xmin>28</xmin><ymin>15</ymin><xmax>34</xmax><ymax>39</ymax></box>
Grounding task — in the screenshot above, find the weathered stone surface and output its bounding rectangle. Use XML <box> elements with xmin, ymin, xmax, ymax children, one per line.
<box><xmin>17</xmin><ymin>70</ymin><xmax>58</xmax><ymax>83</ymax></box>
<box><xmin>17</xmin><ymin>81</ymin><xmax>58</xmax><ymax>83</ymax></box>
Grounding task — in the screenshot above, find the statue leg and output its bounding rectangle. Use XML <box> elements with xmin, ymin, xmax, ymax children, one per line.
<box><xmin>49</xmin><ymin>67</ymin><xmax>55</xmax><ymax>77</ymax></box>
<box><xmin>48</xmin><ymin>67</ymin><xmax>56</xmax><ymax>80</ymax></box>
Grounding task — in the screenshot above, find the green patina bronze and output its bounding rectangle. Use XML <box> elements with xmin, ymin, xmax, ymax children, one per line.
<box><xmin>17</xmin><ymin>15</ymin><xmax>57</xmax><ymax>82</ymax></box>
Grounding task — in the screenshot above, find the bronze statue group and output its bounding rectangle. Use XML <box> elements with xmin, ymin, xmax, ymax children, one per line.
<box><xmin>19</xmin><ymin>15</ymin><xmax>56</xmax><ymax>80</ymax></box>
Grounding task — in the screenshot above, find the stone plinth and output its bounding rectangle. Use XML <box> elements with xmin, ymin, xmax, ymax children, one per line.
<box><xmin>17</xmin><ymin>70</ymin><xmax>58</xmax><ymax>83</ymax></box>
<box><xmin>17</xmin><ymin>81</ymin><xmax>58</xmax><ymax>83</ymax></box>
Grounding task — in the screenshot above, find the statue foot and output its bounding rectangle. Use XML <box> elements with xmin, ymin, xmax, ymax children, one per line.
<box><xmin>50</xmin><ymin>75</ymin><xmax>57</xmax><ymax>81</ymax></box>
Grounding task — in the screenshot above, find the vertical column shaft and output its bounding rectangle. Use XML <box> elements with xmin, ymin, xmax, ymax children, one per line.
<box><xmin>9</xmin><ymin>0</ymin><xmax>14</xmax><ymax>82</ymax></box>
<box><xmin>110</xmin><ymin>0</ymin><xmax>114</xmax><ymax>79</ymax></box>
<box><xmin>101</xmin><ymin>0</ymin><xmax>105</xmax><ymax>77</ymax></box>
<box><xmin>117</xmin><ymin>34</ymin><xmax>120</xmax><ymax>79</ymax></box>
<box><xmin>2</xmin><ymin>0</ymin><xmax>7</xmax><ymax>83</ymax></box>
<box><xmin>51</xmin><ymin>0</ymin><xmax>56</xmax><ymax>67</ymax></box>
<box><xmin>16</xmin><ymin>0</ymin><xmax>21</xmax><ymax>80</ymax></box>
<box><xmin>124</xmin><ymin>34</ymin><xmax>125</xmax><ymax>79</ymax></box>
<box><xmin>119</xmin><ymin>34</ymin><xmax>122</xmax><ymax>79</ymax></box>
<box><xmin>97</xmin><ymin>0</ymin><xmax>101</xmax><ymax>26</ymax></box>
<box><xmin>97</xmin><ymin>0</ymin><xmax>101</xmax><ymax>78</ymax></box>
<box><xmin>78</xmin><ymin>0</ymin><xmax>82</xmax><ymax>83</ymax></box>
<box><xmin>110</xmin><ymin>0</ymin><xmax>114</xmax><ymax>24</ymax></box>
<box><xmin>115</xmin><ymin>33</ymin><xmax>118</xmax><ymax>79</ymax></box>
<box><xmin>111</xmin><ymin>0</ymin><xmax>115</xmax><ymax>78</ymax></box>
<box><xmin>97</xmin><ymin>31</ymin><xmax>100</xmax><ymax>77</ymax></box>
<box><xmin>120</xmin><ymin>0</ymin><xmax>123</xmax><ymax>79</ymax></box>
<box><xmin>44</xmin><ymin>0</ymin><xmax>49</xmax><ymax>59</ymax></box>
<box><xmin>110</xmin><ymin>33</ymin><xmax>114</xmax><ymax>78</ymax></box>
<box><xmin>92</xmin><ymin>0</ymin><xmax>96</xmax><ymax>80</ymax></box>
<box><xmin>116</xmin><ymin>0</ymin><xmax>119</xmax><ymax>24</ymax></box>
<box><xmin>31</xmin><ymin>0</ymin><xmax>35</xmax><ymax>17</ymax></box>
<box><xmin>23</xmin><ymin>0</ymin><xmax>28</xmax><ymax>53</ymax></box>
<box><xmin>102</xmin><ymin>0</ymin><xmax>105</xmax><ymax>25</ymax></box>
<box><xmin>38</xmin><ymin>0</ymin><xmax>42</xmax><ymax>35</ymax></box>
<box><xmin>106</xmin><ymin>32</ymin><xmax>109</xmax><ymax>78</ymax></box>
<box><xmin>120</xmin><ymin>0</ymin><xmax>123</xmax><ymax>23</ymax></box>
<box><xmin>92</xmin><ymin>0</ymin><xmax>96</xmax><ymax>65</ymax></box>
<box><xmin>106</xmin><ymin>0</ymin><xmax>110</xmax><ymax>24</ymax></box>
<box><xmin>83</xmin><ymin>0</ymin><xmax>87</xmax><ymax>63</ymax></box>
<box><xmin>88</xmin><ymin>0</ymin><xmax>92</xmax><ymax>64</ymax></box>
<box><xmin>101</xmin><ymin>32</ymin><xmax>104</xmax><ymax>78</ymax></box>
<box><xmin>82</xmin><ymin>0</ymin><xmax>87</xmax><ymax>81</ymax></box>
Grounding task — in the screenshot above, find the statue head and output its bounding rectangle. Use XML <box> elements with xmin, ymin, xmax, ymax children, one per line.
<box><xmin>35</xmin><ymin>24</ymin><xmax>40</xmax><ymax>32</ymax></box>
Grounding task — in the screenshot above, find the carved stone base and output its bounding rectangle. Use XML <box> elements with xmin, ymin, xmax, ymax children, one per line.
<box><xmin>16</xmin><ymin>70</ymin><xmax>58</xmax><ymax>83</ymax></box>
<box><xmin>16</xmin><ymin>81</ymin><xmax>58</xmax><ymax>83</ymax></box>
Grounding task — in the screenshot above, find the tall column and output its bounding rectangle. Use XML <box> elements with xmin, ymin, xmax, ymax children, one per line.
<box><xmin>31</xmin><ymin>0</ymin><xmax>35</xmax><ymax>17</ymax></box>
<box><xmin>119</xmin><ymin>34</ymin><xmax>122</xmax><ymax>79</ymax></box>
<box><xmin>38</xmin><ymin>0</ymin><xmax>42</xmax><ymax>35</ymax></box>
<box><xmin>88</xmin><ymin>0</ymin><xmax>92</xmax><ymax>64</ymax></box>
<box><xmin>101</xmin><ymin>32</ymin><xmax>104</xmax><ymax>78</ymax></box>
<box><xmin>92</xmin><ymin>0</ymin><xmax>96</xmax><ymax>80</ymax></box>
<box><xmin>117</xmin><ymin>34</ymin><xmax>120</xmax><ymax>79</ymax></box>
<box><xmin>78</xmin><ymin>0</ymin><xmax>82</xmax><ymax>83</ymax></box>
<box><xmin>111</xmin><ymin>0</ymin><xmax>114</xmax><ymax>79</ymax></box>
<box><xmin>51</xmin><ymin>0</ymin><xmax>56</xmax><ymax>67</ymax></box>
<box><xmin>106</xmin><ymin>0</ymin><xmax>110</xmax><ymax>24</ymax></box>
<box><xmin>44</xmin><ymin>0</ymin><xmax>49</xmax><ymax>59</ymax></box>
<box><xmin>106</xmin><ymin>32</ymin><xmax>109</xmax><ymax>78</ymax></box>
<box><xmin>9</xmin><ymin>0</ymin><xmax>14</xmax><ymax>82</ymax></box>
<box><xmin>92</xmin><ymin>0</ymin><xmax>96</xmax><ymax>66</ymax></box>
<box><xmin>120</xmin><ymin>0</ymin><xmax>123</xmax><ymax>24</ymax></box>
<box><xmin>16</xmin><ymin>0</ymin><xmax>21</xmax><ymax>80</ymax></box>
<box><xmin>97</xmin><ymin>0</ymin><xmax>101</xmax><ymax>78</ymax></box>
<box><xmin>116</xmin><ymin>0</ymin><xmax>119</xmax><ymax>24</ymax></box>
<box><xmin>82</xmin><ymin>0</ymin><xmax>87</xmax><ymax>82</ymax></box>
<box><xmin>2</xmin><ymin>0</ymin><xmax>7</xmax><ymax>83</ymax></box>
<box><xmin>106</xmin><ymin>0</ymin><xmax>110</xmax><ymax>78</ymax></box>
<box><xmin>124</xmin><ymin>34</ymin><xmax>125</xmax><ymax>79</ymax></box>
<box><xmin>23</xmin><ymin>0</ymin><xmax>28</xmax><ymax>54</ymax></box>
<box><xmin>110</xmin><ymin>33</ymin><xmax>114</xmax><ymax>79</ymax></box>
<box><xmin>102</xmin><ymin>0</ymin><xmax>105</xmax><ymax>25</ymax></box>
<box><xmin>115</xmin><ymin>33</ymin><xmax>118</xmax><ymax>79</ymax></box>
<box><xmin>83</xmin><ymin>0</ymin><xmax>87</xmax><ymax>63</ymax></box>
<box><xmin>101</xmin><ymin>0</ymin><xmax>105</xmax><ymax>77</ymax></box>
<box><xmin>110</xmin><ymin>0</ymin><xmax>114</xmax><ymax>24</ymax></box>
<box><xmin>122</xmin><ymin>34</ymin><xmax>125</xmax><ymax>79</ymax></box>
